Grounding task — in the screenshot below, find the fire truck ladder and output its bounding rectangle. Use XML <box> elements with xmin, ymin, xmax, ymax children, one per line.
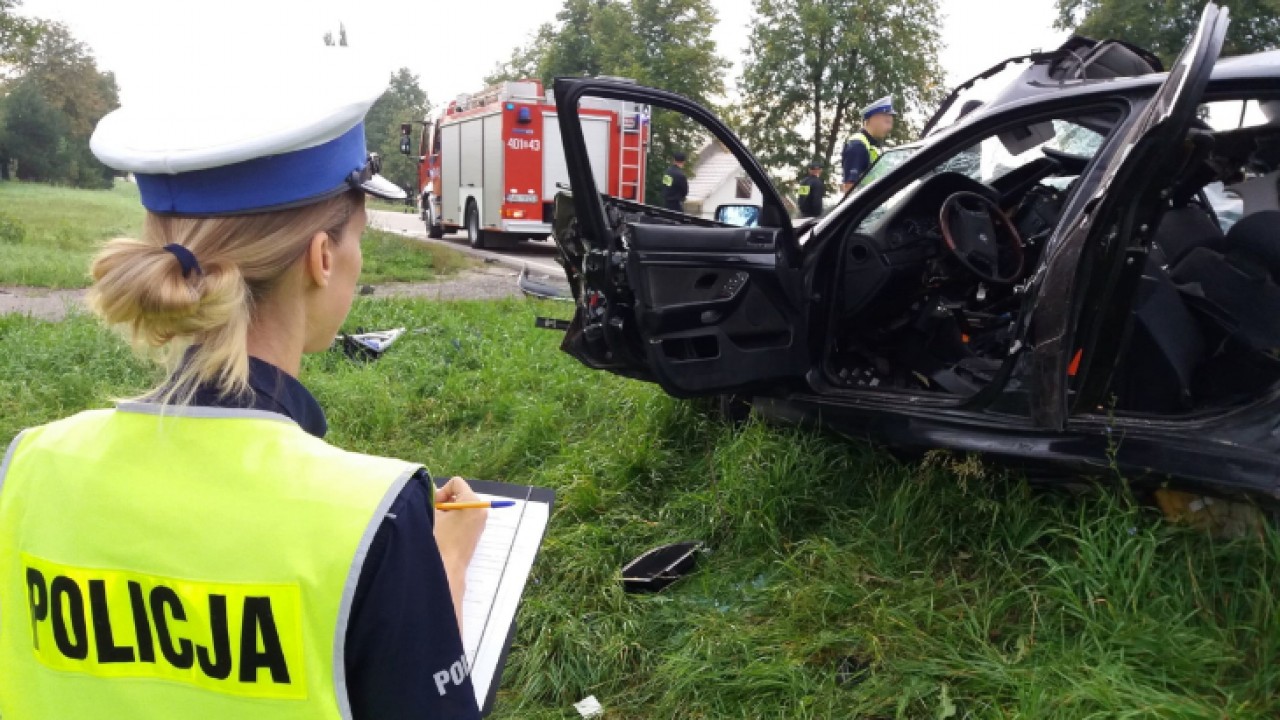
<box><xmin>617</xmin><ymin>113</ymin><xmax>644</xmax><ymax>201</ymax></box>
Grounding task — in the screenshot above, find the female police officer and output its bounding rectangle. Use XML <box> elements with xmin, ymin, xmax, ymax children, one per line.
<box><xmin>0</xmin><ymin>51</ymin><xmax>486</xmax><ymax>719</ymax></box>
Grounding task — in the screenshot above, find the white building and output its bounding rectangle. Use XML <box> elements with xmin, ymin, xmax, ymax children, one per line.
<box><xmin>682</xmin><ymin>140</ymin><xmax>764</xmax><ymax>220</ymax></box>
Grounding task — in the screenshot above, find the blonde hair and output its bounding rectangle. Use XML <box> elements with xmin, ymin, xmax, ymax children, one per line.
<box><xmin>88</xmin><ymin>190</ymin><xmax>364</xmax><ymax>404</ymax></box>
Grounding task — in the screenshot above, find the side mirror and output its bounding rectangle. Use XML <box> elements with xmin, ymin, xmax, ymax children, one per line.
<box><xmin>399</xmin><ymin>123</ymin><xmax>413</xmax><ymax>156</ymax></box>
<box><xmin>715</xmin><ymin>204</ymin><xmax>761</xmax><ymax>228</ymax></box>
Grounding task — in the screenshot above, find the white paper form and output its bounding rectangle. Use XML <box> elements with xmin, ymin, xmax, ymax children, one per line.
<box><xmin>460</xmin><ymin>492</ymin><xmax>551</xmax><ymax>709</ymax></box>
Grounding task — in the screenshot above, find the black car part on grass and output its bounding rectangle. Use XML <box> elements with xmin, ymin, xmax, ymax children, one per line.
<box><xmin>621</xmin><ymin>542</ymin><xmax>703</xmax><ymax>593</ymax></box>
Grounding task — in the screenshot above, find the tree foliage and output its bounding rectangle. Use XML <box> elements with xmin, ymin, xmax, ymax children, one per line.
<box><xmin>0</xmin><ymin>0</ymin><xmax>42</xmax><ymax>68</ymax></box>
<box><xmin>738</xmin><ymin>0</ymin><xmax>944</xmax><ymax>193</ymax></box>
<box><xmin>1054</xmin><ymin>0</ymin><xmax>1280</xmax><ymax>66</ymax></box>
<box><xmin>486</xmin><ymin>0</ymin><xmax>729</xmax><ymax>201</ymax></box>
<box><xmin>365</xmin><ymin>68</ymin><xmax>431</xmax><ymax>198</ymax></box>
<box><xmin>1</xmin><ymin>21</ymin><xmax>117</xmax><ymax>188</ymax></box>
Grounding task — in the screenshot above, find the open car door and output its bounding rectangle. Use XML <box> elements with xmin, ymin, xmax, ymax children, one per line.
<box><xmin>550</xmin><ymin>78</ymin><xmax>809</xmax><ymax>397</ymax></box>
<box><xmin>1027</xmin><ymin>2</ymin><xmax>1229</xmax><ymax>429</ymax></box>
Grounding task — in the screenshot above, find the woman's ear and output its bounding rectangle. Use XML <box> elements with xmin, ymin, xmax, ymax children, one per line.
<box><xmin>304</xmin><ymin>231</ymin><xmax>334</xmax><ymax>288</ymax></box>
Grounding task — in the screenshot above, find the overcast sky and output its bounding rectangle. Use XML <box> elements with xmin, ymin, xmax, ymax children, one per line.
<box><xmin>20</xmin><ymin>0</ymin><xmax>1068</xmax><ymax>110</ymax></box>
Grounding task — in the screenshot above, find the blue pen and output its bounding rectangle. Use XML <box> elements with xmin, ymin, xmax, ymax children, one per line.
<box><xmin>437</xmin><ymin>500</ymin><xmax>515</xmax><ymax>511</ymax></box>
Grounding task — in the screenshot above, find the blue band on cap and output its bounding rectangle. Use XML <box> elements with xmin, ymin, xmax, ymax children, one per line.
<box><xmin>135</xmin><ymin>123</ymin><xmax>367</xmax><ymax>215</ymax></box>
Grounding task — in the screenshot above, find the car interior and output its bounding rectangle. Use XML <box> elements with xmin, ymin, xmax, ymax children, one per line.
<box><xmin>825</xmin><ymin>95</ymin><xmax>1280</xmax><ymax>417</ymax></box>
<box><xmin>1108</xmin><ymin>97</ymin><xmax>1280</xmax><ymax>415</ymax></box>
<box><xmin>825</xmin><ymin>110</ymin><xmax>1119</xmax><ymax>396</ymax></box>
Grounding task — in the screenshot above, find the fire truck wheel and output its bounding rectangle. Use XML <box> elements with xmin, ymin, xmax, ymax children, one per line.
<box><xmin>424</xmin><ymin>200</ymin><xmax>444</xmax><ymax>239</ymax></box>
<box><xmin>465</xmin><ymin>201</ymin><xmax>486</xmax><ymax>249</ymax></box>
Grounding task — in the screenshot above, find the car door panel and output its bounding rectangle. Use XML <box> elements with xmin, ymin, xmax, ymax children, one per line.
<box><xmin>551</xmin><ymin>78</ymin><xmax>810</xmax><ymax>398</ymax></box>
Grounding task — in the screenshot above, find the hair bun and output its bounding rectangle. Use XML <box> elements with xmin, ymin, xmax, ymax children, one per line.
<box><xmin>88</xmin><ymin>239</ymin><xmax>244</xmax><ymax>347</ymax></box>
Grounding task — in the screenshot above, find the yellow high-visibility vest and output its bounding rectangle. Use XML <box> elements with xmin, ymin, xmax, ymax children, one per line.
<box><xmin>851</xmin><ymin>132</ymin><xmax>881</xmax><ymax>165</ymax></box>
<box><xmin>0</xmin><ymin>403</ymin><xmax>420</xmax><ymax>719</ymax></box>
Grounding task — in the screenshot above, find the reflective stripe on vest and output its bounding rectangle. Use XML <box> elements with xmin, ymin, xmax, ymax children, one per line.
<box><xmin>0</xmin><ymin>404</ymin><xmax>420</xmax><ymax>719</ymax></box>
<box><xmin>852</xmin><ymin>133</ymin><xmax>881</xmax><ymax>165</ymax></box>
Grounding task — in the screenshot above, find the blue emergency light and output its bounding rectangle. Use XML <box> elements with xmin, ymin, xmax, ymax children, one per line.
<box><xmin>517</xmin><ymin>107</ymin><xmax>533</xmax><ymax>124</ymax></box>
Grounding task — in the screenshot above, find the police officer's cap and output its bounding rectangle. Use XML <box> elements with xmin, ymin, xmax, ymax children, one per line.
<box><xmin>90</xmin><ymin>50</ymin><xmax>406</xmax><ymax>216</ymax></box>
<box><xmin>862</xmin><ymin>96</ymin><xmax>897</xmax><ymax>121</ymax></box>
<box><xmin>808</xmin><ymin>160</ymin><xmax>824</xmax><ymax>169</ymax></box>
<box><xmin>672</xmin><ymin>150</ymin><xmax>688</xmax><ymax>162</ymax></box>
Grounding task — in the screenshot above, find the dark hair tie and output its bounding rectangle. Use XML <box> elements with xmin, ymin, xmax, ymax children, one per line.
<box><xmin>163</xmin><ymin>244</ymin><xmax>202</xmax><ymax>278</ymax></box>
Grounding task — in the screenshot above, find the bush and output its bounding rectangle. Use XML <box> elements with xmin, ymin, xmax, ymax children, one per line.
<box><xmin>0</xmin><ymin>213</ymin><xmax>26</xmax><ymax>245</ymax></box>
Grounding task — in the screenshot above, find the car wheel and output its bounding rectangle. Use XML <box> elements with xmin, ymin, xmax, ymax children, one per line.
<box><xmin>424</xmin><ymin>198</ymin><xmax>444</xmax><ymax>239</ymax></box>
<box><xmin>466</xmin><ymin>201</ymin><xmax>485</xmax><ymax>249</ymax></box>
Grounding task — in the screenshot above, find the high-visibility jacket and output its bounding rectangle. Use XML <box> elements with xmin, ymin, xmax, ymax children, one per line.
<box><xmin>850</xmin><ymin>132</ymin><xmax>881</xmax><ymax>165</ymax></box>
<box><xmin>0</xmin><ymin>403</ymin><xmax>419</xmax><ymax>720</ymax></box>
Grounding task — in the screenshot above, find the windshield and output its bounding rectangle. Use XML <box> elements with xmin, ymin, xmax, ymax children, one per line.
<box><xmin>858</xmin><ymin>145</ymin><xmax>917</xmax><ymax>188</ymax></box>
<box><xmin>855</xmin><ymin>119</ymin><xmax>1106</xmax><ymax>233</ymax></box>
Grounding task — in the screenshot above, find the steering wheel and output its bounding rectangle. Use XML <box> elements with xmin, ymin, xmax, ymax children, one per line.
<box><xmin>938</xmin><ymin>191</ymin><xmax>1026</xmax><ymax>284</ymax></box>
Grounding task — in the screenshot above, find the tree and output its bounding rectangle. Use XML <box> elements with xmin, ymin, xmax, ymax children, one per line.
<box><xmin>0</xmin><ymin>21</ymin><xmax>117</xmax><ymax>187</ymax></box>
<box><xmin>364</xmin><ymin>68</ymin><xmax>431</xmax><ymax>198</ymax></box>
<box><xmin>488</xmin><ymin>0</ymin><xmax>729</xmax><ymax>201</ymax></box>
<box><xmin>738</xmin><ymin>0</ymin><xmax>944</xmax><ymax>194</ymax></box>
<box><xmin>0</xmin><ymin>78</ymin><xmax>68</xmax><ymax>181</ymax></box>
<box><xmin>1054</xmin><ymin>0</ymin><xmax>1280</xmax><ymax>67</ymax></box>
<box><xmin>483</xmin><ymin>24</ymin><xmax>554</xmax><ymax>86</ymax></box>
<box><xmin>0</xmin><ymin>0</ymin><xmax>42</xmax><ymax>68</ymax></box>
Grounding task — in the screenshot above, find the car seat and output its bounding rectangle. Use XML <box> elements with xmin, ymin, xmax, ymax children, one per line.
<box><xmin>1115</xmin><ymin>261</ymin><xmax>1207</xmax><ymax>412</ymax></box>
<box><xmin>1171</xmin><ymin>209</ymin><xmax>1280</xmax><ymax>351</ymax></box>
<box><xmin>1149</xmin><ymin>204</ymin><xmax>1226</xmax><ymax>268</ymax></box>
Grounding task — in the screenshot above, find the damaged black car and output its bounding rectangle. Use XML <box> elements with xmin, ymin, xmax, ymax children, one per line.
<box><xmin>545</xmin><ymin>4</ymin><xmax>1280</xmax><ymax>503</ymax></box>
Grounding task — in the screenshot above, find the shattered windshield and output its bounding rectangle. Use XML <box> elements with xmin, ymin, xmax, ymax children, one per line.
<box><xmin>856</xmin><ymin>119</ymin><xmax>1105</xmax><ymax>233</ymax></box>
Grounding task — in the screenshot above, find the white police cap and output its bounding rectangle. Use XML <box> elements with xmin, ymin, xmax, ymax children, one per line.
<box><xmin>861</xmin><ymin>96</ymin><xmax>897</xmax><ymax>120</ymax></box>
<box><xmin>90</xmin><ymin>49</ymin><xmax>406</xmax><ymax>216</ymax></box>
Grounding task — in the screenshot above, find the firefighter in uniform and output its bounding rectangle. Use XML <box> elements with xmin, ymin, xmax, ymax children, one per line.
<box><xmin>796</xmin><ymin>160</ymin><xmax>825</xmax><ymax>218</ymax></box>
<box><xmin>841</xmin><ymin>95</ymin><xmax>897</xmax><ymax>193</ymax></box>
<box><xmin>662</xmin><ymin>150</ymin><xmax>689</xmax><ymax>212</ymax></box>
<box><xmin>0</xmin><ymin>51</ymin><xmax>487</xmax><ymax>720</ymax></box>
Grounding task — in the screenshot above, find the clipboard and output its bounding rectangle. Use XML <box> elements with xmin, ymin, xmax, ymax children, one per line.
<box><xmin>440</xmin><ymin>478</ymin><xmax>555</xmax><ymax>717</ymax></box>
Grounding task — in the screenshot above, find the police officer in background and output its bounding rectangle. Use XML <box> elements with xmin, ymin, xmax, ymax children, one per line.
<box><xmin>796</xmin><ymin>160</ymin><xmax>825</xmax><ymax>218</ymax></box>
<box><xmin>662</xmin><ymin>150</ymin><xmax>689</xmax><ymax>212</ymax></box>
<box><xmin>0</xmin><ymin>51</ymin><xmax>486</xmax><ymax>719</ymax></box>
<box><xmin>841</xmin><ymin>95</ymin><xmax>896</xmax><ymax>193</ymax></box>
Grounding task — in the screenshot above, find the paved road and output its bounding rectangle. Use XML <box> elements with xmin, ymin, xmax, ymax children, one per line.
<box><xmin>367</xmin><ymin>209</ymin><xmax>565</xmax><ymax>278</ymax></box>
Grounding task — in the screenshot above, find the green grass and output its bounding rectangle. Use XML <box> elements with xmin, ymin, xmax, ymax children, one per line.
<box><xmin>367</xmin><ymin>196</ymin><xmax>417</xmax><ymax>214</ymax></box>
<box><xmin>2</xmin><ymin>300</ymin><xmax>1277</xmax><ymax>718</ymax></box>
<box><xmin>359</xmin><ymin>228</ymin><xmax>473</xmax><ymax>283</ymax></box>
<box><xmin>0</xmin><ymin>181</ymin><xmax>470</xmax><ymax>288</ymax></box>
<box><xmin>0</xmin><ymin>181</ymin><xmax>145</xmax><ymax>288</ymax></box>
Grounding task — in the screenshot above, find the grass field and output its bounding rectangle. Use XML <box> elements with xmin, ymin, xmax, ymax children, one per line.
<box><xmin>2</xmin><ymin>299</ymin><xmax>1276</xmax><ymax>719</ymax></box>
<box><xmin>367</xmin><ymin>196</ymin><xmax>418</xmax><ymax>214</ymax></box>
<box><xmin>0</xmin><ymin>181</ymin><xmax>468</xmax><ymax>287</ymax></box>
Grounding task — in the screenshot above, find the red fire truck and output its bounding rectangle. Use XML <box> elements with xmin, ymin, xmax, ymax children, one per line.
<box><xmin>401</xmin><ymin>79</ymin><xmax>648</xmax><ymax>248</ymax></box>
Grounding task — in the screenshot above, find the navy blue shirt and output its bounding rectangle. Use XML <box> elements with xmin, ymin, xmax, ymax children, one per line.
<box><xmin>189</xmin><ymin>358</ymin><xmax>481</xmax><ymax>719</ymax></box>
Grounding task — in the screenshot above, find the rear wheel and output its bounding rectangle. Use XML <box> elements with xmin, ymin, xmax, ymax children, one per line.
<box><xmin>465</xmin><ymin>201</ymin><xmax>485</xmax><ymax>249</ymax></box>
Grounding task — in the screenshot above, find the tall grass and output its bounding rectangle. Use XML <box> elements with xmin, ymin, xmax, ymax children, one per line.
<box><xmin>1</xmin><ymin>299</ymin><xmax>1275</xmax><ymax>718</ymax></box>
